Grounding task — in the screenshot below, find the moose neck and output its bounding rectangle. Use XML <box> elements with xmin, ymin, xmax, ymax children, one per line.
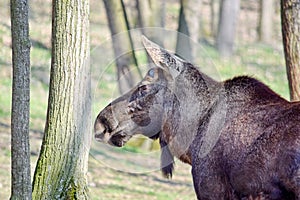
<box><xmin>162</xmin><ymin>65</ymin><xmax>222</xmax><ymax>164</ymax></box>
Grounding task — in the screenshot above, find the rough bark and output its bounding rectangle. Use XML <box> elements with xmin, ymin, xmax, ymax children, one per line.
<box><xmin>258</xmin><ymin>0</ymin><xmax>274</xmax><ymax>43</ymax></box>
<box><xmin>176</xmin><ymin>0</ymin><xmax>202</xmax><ymax>62</ymax></box>
<box><xmin>103</xmin><ymin>0</ymin><xmax>141</xmax><ymax>94</ymax></box>
<box><xmin>281</xmin><ymin>0</ymin><xmax>300</xmax><ymax>101</ymax></box>
<box><xmin>216</xmin><ymin>0</ymin><xmax>240</xmax><ymax>57</ymax></box>
<box><xmin>32</xmin><ymin>0</ymin><xmax>91</xmax><ymax>199</ymax></box>
<box><xmin>10</xmin><ymin>0</ymin><xmax>32</xmax><ymax>199</ymax></box>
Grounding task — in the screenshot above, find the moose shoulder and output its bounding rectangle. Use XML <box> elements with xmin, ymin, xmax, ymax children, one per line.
<box><xmin>94</xmin><ymin>36</ymin><xmax>300</xmax><ymax>200</ymax></box>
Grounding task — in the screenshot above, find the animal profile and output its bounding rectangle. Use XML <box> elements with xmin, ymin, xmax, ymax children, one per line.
<box><xmin>94</xmin><ymin>36</ymin><xmax>300</xmax><ymax>199</ymax></box>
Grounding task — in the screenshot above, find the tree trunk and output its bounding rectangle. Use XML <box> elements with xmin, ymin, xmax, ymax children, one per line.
<box><xmin>103</xmin><ymin>0</ymin><xmax>141</xmax><ymax>94</ymax></box>
<box><xmin>149</xmin><ymin>0</ymin><xmax>166</xmax><ymax>28</ymax></box>
<box><xmin>136</xmin><ymin>0</ymin><xmax>165</xmax><ymax>30</ymax></box>
<box><xmin>32</xmin><ymin>0</ymin><xmax>91</xmax><ymax>199</ymax></box>
<box><xmin>210</xmin><ymin>0</ymin><xmax>219</xmax><ymax>37</ymax></box>
<box><xmin>258</xmin><ymin>0</ymin><xmax>274</xmax><ymax>43</ymax></box>
<box><xmin>216</xmin><ymin>0</ymin><xmax>240</xmax><ymax>57</ymax></box>
<box><xmin>10</xmin><ymin>0</ymin><xmax>32</xmax><ymax>199</ymax></box>
<box><xmin>136</xmin><ymin>0</ymin><xmax>165</xmax><ymax>67</ymax></box>
<box><xmin>281</xmin><ymin>0</ymin><xmax>300</xmax><ymax>101</ymax></box>
<box><xmin>136</xmin><ymin>0</ymin><xmax>151</xmax><ymax>29</ymax></box>
<box><xmin>176</xmin><ymin>0</ymin><xmax>202</xmax><ymax>62</ymax></box>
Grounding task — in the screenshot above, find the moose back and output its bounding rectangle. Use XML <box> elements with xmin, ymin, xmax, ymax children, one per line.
<box><xmin>94</xmin><ymin>36</ymin><xmax>300</xmax><ymax>200</ymax></box>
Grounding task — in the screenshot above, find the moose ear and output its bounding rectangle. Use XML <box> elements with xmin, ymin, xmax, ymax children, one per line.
<box><xmin>142</xmin><ymin>35</ymin><xmax>186</xmax><ymax>79</ymax></box>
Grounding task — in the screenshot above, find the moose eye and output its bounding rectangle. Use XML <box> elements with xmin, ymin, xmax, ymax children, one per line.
<box><xmin>148</xmin><ymin>69</ymin><xmax>155</xmax><ymax>78</ymax></box>
<box><xmin>129</xmin><ymin>84</ymin><xmax>151</xmax><ymax>103</ymax></box>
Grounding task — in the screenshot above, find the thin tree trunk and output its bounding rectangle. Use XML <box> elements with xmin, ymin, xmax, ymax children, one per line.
<box><xmin>216</xmin><ymin>0</ymin><xmax>240</xmax><ymax>57</ymax></box>
<box><xmin>258</xmin><ymin>0</ymin><xmax>274</xmax><ymax>43</ymax></box>
<box><xmin>103</xmin><ymin>0</ymin><xmax>141</xmax><ymax>94</ymax></box>
<box><xmin>120</xmin><ymin>0</ymin><xmax>140</xmax><ymax>73</ymax></box>
<box><xmin>281</xmin><ymin>0</ymin><xmax>300</xmax><ymax>101</ymax></box>
<box><xmin>176</xmin><ymin>2</ymin><xmax>192</xmax><ymax>62</ymax></box>
<box><xmin>32</xmin><ymin>0</ymin><xmax>91</xmax><ymax>198</ymax></box>
<box><xmin>10</xmin><ymin>0</ymin><xmax>32</xmax><ymax>199</ymax></box>
<box><xmin>210</xmin><ymin>0</ymin><xmax>219</xmax><ymax>37</ymax></box>
<box><xmin>176</xmin><ymin>0</ymin><xmax>202</xmax><ymax>62</ymax></box>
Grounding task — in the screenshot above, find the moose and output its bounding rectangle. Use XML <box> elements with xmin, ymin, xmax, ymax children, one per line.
<box><xmin>94</xmin><ymin>36</ymin><xmax>300</xmax><ymax>199</ymax></box>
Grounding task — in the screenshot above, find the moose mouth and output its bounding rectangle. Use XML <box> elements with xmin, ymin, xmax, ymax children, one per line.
<box><xmin>94</xmin><ymin>117</ymin><xmax>131</xmax><ymax>147</ymax></box>
<box><xmin>108</xmin><ymin>131</ymin><xmax>130</xmax><ymax>147</ymax></box>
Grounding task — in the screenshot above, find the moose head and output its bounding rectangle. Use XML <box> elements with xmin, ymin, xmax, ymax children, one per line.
<box><xmin>94</xmin><ymin>36</ymin><xmax>221</xmax><ymax>177</ymax></box>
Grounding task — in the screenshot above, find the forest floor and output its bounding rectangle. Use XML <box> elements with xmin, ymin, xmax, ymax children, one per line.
<box><xmin>0</xmin><ymin>0</ymin><xmax>289</xmax><ymax>199</ymax></box>
<box><xmin>0</xmin><ymin>123</ymin><xmax>196</xmax><ymax>199</ymax></box>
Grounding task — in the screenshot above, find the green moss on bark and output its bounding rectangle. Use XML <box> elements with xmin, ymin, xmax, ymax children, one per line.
<box><xmin>32</xmin><ymin>0</ymin><xmax>91</xmax><ymax>199</ymax></box>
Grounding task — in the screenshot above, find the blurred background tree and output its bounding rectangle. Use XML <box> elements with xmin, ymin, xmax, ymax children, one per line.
<box><xmin>216</xmin><ymin>0</ymin><xmax>240</xmax><ymax>57</ymax></box>
<box><xmin>258</xmin><ymin>0</ymin><xmax>274</xmax><ymax>44</ymax></box>
<box><xmin>103</xmin><ymin>0</ymin><xmax>142</xmax><ymax>94</ymax></box>
<box><xmin>176</xmin><ymin>0</ymin><xmax>202</xmax><ymax>62</ymax></box>
<box><xmin>136</xmin><ymin>0</ymin><xmax>165</xmax><ymax>32</ymax></box>
<box><xmin>136</xmin><ymin>0</ymin><xmax>166</xmax><ymax>66</ymax></box>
